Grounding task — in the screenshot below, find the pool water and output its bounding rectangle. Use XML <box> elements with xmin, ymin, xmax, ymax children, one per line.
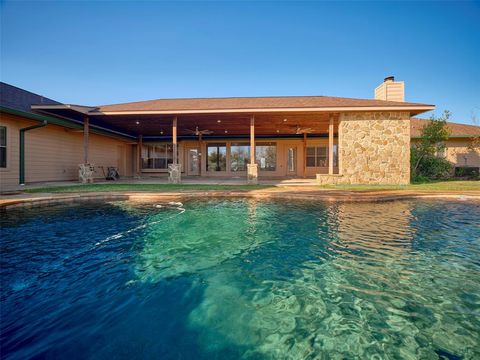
<box><xmin>1</xmin><ymin>199</ymin><xmax>479</xmax><ymax>359</ymax></box>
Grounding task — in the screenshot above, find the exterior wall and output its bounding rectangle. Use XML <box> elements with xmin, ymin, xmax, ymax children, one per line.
<box><xmin>0</xmin><ymin>113</ymin><xmax>133</xmax><ymax>191</ymax></box>
<box><xmin>443</xmin><ymin>139</ymin><xmax>480</xmax><ymax>167</ymax></box>
<box><xmin>337</xmin><ymin>111</ymin><xmax>411</xmax><ymax>185</ymax></box>
<box><xmin>139</xmin><ymin>138</ymin><xmax>338</xmax><ymax>178</ymax></box>
<box><xmin>411</xmin><ymin>138</ymin><xmax>480</xmax><ymax>168</ymax></box>
<box><xmin>374</xmin><ymin>81</ymin><xmax>405</xmax><ymax>102</ymax></box>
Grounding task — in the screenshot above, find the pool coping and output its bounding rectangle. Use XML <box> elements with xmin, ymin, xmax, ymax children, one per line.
<box><xmin>2</xmin><ymin>189</ymin><xmax>480</xmax><ymax>210</ymax></box>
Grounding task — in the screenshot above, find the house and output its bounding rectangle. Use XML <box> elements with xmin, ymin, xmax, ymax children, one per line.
<box><xmin>1</xmin><ymin>77</ymin><xmax>435</xmax><ymax>191</ymax></box>
<box><xmin>411</xmin><ymin>118</ymin><xmax>480</xmax><ymax>171</ymax></box>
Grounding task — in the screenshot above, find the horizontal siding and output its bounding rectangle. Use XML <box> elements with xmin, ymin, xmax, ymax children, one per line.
<box><xmin>0</xmin><ymin>113</ymin><xmax>133</xmax><ymax>191</ymax></box>
<box><xmin>0</xmin><ymin>116</ymin><xmax>37</xmax><ymax>190</ymax></box>
<box><xmin>385</xmin><ymin>83</ymin><xmax>404</xmax><ymax>102</ymax></box>
<box><xmin>445</xmin><ymin>139</ymin><xmax>480</xmax><ymax>167</ymax></box>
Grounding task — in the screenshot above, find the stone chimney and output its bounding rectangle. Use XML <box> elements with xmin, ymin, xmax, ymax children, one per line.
<box><xmin>374</xmin><ymin>76</ymin><xmax>405</xmax><ymax>102</ymax></box>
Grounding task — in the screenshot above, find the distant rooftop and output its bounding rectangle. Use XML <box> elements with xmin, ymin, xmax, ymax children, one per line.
<box><xmin>411</xmin><ymin>118</ymin><xmax>480</xmax><ymax>138</ymax></box>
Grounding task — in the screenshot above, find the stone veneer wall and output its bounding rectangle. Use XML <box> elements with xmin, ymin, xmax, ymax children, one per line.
<box><xmin>338</xmin><ymin>111</ymin><xmax>411</xmax><ymax>185</ymax></box>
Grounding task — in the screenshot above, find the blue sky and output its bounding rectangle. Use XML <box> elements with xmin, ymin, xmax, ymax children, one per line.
<box><xmin>1</xmin><ymin>1</ymin><xmax>479</xmax><ymax>124</ymax></box>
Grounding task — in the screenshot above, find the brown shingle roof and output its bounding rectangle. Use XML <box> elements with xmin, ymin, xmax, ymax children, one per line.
<box><xmin>97</xmin><ymin>95</ymin><xmax>432</xmax><ymax>113</ymax></box>
<box><xmin>411</xmin><ymin>118</ymin><xmax>480</xmax><ymax>138</ymax></box>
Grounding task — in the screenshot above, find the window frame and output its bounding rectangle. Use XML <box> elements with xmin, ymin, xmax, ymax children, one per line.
<box><xmin>229</xmin><ymin>142</ymin><xmax>250</xmax><ymax>172</ymax></box>
<box><xmin>0</xmin><ymin>126</ymin><xmax>6</xmax><ymax>169</ymax></box>
<box><xmin>306</xmin><ymin>145</ymin><xmax>328</xmax><ymax>168</ymax></box>
<box><xmin>255</xmin><ymin>142</ymin><xmax>277</xmax><ymax>171</ymax></box>
<box><xmin>206</xmin><ymin>143</ymin><xmax>227</xmax><ymax>172</ymax></box>
<box><xmin>141</xmin><ymin>143</ymin><xmax>174</xmax><ymax>170</ymax></box>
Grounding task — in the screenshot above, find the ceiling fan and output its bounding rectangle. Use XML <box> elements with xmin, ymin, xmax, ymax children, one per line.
<box><xmin>295</xmin><ymin>125</ymin><xmax>313</xmax><ymax>135</ymax></box>
<box><xmin>185</xmin><ymin>126</ymin><xmax>213</xmax><ymax>136</ymax></box>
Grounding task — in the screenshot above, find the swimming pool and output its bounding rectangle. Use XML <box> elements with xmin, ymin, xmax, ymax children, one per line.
<box><xmin>1</xmin><ymin>199</ymin><xmax>479</xmax><ymax>359</ymax></box>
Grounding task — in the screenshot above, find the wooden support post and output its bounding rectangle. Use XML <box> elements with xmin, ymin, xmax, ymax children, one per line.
<box><xmin>250</xmin><ymin>115</ymin><xmax>255</xmax><ymax>165</ymax></box>
<box><xmin>328</xmin><ymin>115</ymin><xmax>334</xmax><ymax>175</ymax></box>
<box><xmin>83</xmin><ymin>116</ymin><xmax>89</xmax><ymax>164</ymax></box>
<box><xmin>137</xmin><ymin>135</ymin><xmax>143</xmax><ymax>176</ymax></box>
<box><xmin>172</xmin><ymin>116</ymin><xmax>178</xmax><ymax>165</ymax></box>
<box><xmin>303</xmin><ymin>132</ymin><xmax>307</xmax><ymax>178</ymax></box>
<box><xmin>198</xmin><ymin>133</ymin><xmax>202</xmax><ymax>176</ymax></box>
<box><xmin>247</xmin><ymin>115</ymin><xmax>258</xmax><ymax>184</ymax></box>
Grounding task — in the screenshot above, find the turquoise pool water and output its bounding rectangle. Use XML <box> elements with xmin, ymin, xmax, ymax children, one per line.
<box><xmin>1</xmin><ymin>199</ymin><xmax>479</xmax><ymax>359</ymax></box>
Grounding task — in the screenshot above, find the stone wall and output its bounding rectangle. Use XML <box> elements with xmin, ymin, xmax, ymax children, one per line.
<box><xmin>338</xmin><ymin>112</ymin><xmax>411</xmax><ymax>185</ymax></box>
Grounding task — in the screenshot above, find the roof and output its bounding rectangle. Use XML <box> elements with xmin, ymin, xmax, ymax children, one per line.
<box><xmin>411</xmin><ymin>118</ymin><xmax>480</xmax><ymax>138</ymax></box>
<box><xmin>0</xmin><ymin>82</ymin><xmax>60</xmax><ymax>113</ymax></box>
<box><xmin>95</xmin><ymin>95</ymin><xmax>433</xmax><ymax>114</ymax></box>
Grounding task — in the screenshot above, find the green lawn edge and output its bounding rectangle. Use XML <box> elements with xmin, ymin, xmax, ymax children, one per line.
<box><xmin>23</xmin><ymin>180</ymin><xmax>480</xmax><ymax>193</ymax></box>
<box><xmin>24</xmin><ymin>184</ymin><xmax>273</xmax><ymax>193</ymax></box>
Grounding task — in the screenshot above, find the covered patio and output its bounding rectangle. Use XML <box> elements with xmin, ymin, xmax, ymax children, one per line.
<box><xmin>31</xmin><ymin>93</ymin><xmax>433</xmax><ymax>186</ymax></box>
<box><xmin>32</xmin><ymin>103</ymin><xmax>340</xmax><ymax>184</ymax></box>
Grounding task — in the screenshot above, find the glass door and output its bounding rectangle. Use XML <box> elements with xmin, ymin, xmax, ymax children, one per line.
<box><xmin>187</xmin><ymin>148</ymin><xmax>199</xmax><ymax>175</ymax></box>
<box><xmin>287</xmin><ymin>147</ymin><xmax>297</xmax><ymax>174</ymax></box>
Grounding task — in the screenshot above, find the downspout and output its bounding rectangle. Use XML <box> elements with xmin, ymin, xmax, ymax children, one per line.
<box><xmin>19</xmin><ymin>121</ymin><xmax>47</xmax><ymax>185</ymax></box>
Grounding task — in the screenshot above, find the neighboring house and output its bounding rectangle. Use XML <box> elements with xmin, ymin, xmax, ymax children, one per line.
<box><xmin>1</xmin><ymin>77</ymin><xmax>434</xmax><ymax>191</ymax></box>
<box><xmin>411</xmin><ymin>118</ymin><xmax>480</xmax><ymax>170</ymax></box>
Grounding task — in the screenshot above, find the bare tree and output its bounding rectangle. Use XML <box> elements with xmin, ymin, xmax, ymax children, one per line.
<box><xmin>468</xmin><ymin>107</ymin><xmax>480</xmax><ymax>151</ymax></box>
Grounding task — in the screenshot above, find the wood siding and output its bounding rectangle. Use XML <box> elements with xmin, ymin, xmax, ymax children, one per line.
<box><xmin>412</xmin><ymin>138</ymin><xmax>480</xmax><ymax>168</ymax></box>
<box><xmin>0</xmin><ymin>113</ymin><xmax>133</xmax><ymax>191</ymax></box>
<box><xmin>375</xmin><ymin>81</ymin><xmax>405</xmax><ymax>102</ymax></box>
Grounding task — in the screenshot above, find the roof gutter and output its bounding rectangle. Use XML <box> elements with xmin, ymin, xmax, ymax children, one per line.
<box><xmin>19</xmin><ymin>121</ymin><xmax>47</xmax><ymax>185</ymax></box>
<box><xmin>1</xmin><ymin>106</ymin><xmax>135</xmax><ymax>140</ymax></box>
<box><xmin>89</xmin><ymin>105</ymin><xmax>435</xmax><ymax>116</ymax></box>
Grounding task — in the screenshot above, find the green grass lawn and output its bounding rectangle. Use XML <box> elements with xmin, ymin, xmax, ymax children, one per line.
<box><xmin>320</xmin><ymin>180</ymin><xmax>480</xmax><ymax>191</ymax></box>
<box><xmin>23</xmin><ymin>180</ymin><xmax>479</xmax><ymax>193</ymax></box>
<box><xmin>24</xmin><ymin>183</ymin><xmax>273</xmax><ymax>193</ymax></box>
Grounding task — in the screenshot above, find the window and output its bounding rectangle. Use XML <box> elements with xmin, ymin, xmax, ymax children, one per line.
<box><xmin>287</xmin><ymin>147</ymin><xmax>296</xmax><ymax>172</ymax></box>
<box><xmin>207</xmin><ymin>143</ymin><xmax>227</xmax><ymax>171</ymax></box>
<box><xmin>256</xmin><ymin>142</ymin><xmax>276</xmax><ymax>171</ymax></box>
<box><xmin>141</xmin><ymin>144</ymin><xmax>173</xmax><ymax>170</ymax></box>
<box><xmin>333</xmin><ymin>144</ymin><xmax>338</xmax><ymax>167</ymax></box>
<box><xmin>0</xmin><ymin>126</ymin><xmax>6</xmax><ymax>168</ymax></box>
<box><xmin>230</xmin><ymin>143</ymin><xmax>250</xmax><ymax>172</ymax></box>
<box><xmin>306</xmin><ymin>146</ymin><xmax>328</xmax><ymax>167</ymax></box>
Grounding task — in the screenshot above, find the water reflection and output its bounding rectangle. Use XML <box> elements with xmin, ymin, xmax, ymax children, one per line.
<box><xmin>181</xmin><ymin>200</ymin><xmax>480</xmax><ymax>359</ymax></box>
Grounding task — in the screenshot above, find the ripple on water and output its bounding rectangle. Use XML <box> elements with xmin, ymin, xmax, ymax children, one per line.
<box><xmin>1</xmin><ymin>199</ymin><xmax>479</xmax><ymax>359</ymax></box>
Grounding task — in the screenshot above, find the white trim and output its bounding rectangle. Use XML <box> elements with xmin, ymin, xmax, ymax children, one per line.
<box><xmin>87</xmin><ymin>105</ymin><xmax>434</xmax><ymax>116</ymax></box>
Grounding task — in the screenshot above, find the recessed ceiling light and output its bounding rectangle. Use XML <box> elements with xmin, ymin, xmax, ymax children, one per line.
<box><xmin>224</xmin><ymin>130</ymin><xmax>228</xmax><ymax>133</ymax></box>
<box><xmin>217</xmin><ymin>120</ymin><xmax>222</xmax><ymax>123</ymax></box>
<box><xmin>135</xmin><ymin>121</ymin><xmax>140</xmax><ymax>125</ymax></box>
<box><xmin>276</xmin><ymin>129</ymin><xmax>280</xmax><ymax>133</ymax></box>
<box><xmin>283</xmin><ymin>119</ymin><xmax>287</xmax><ymax>122</ymax></box>
<box><xmin>160</xmin><ymin>130</ymin><xmax>164</xmax><ymax>135</ymax></box>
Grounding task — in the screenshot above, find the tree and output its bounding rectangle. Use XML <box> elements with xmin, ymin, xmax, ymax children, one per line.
<box><xmin>411</xmin><ymin>110</ymin><xmax>452</xmax><ymax>181</ymax></box>
<box><xmin>468</xmin><ymin>108</ymin><xmax>480</xmax><ymax>152</ymax></box>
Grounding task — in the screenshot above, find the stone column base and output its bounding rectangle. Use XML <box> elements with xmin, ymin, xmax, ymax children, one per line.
<box><xmin>168</xmin><ymin>164</ymin><xmax>182</xmax><ymax>184</ymax></box>
<box><xmin>247</xmin><ymin>164</ymin><xmax>258</xmax><ymax>184</ymax></box>
<box><xmin>79</xmin><ymin>163</ymin><xmax>94</xmax><ymax>184</ymax></box>
<box><xmin>316</xmin><ymin>174</ymin><xmax>344</xmax><ymax>185</ymax></box>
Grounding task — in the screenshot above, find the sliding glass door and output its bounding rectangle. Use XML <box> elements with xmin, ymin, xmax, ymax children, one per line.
<box><xmin>206</xmin><ymin>143</ymin><xmax>227</xmax><ymax>172</ymax></box>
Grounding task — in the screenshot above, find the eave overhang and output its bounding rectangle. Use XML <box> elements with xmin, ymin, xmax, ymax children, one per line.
<box><xmin>87</xmin><ymin>105</ymin><xmax>435</xmax><ymax>116</ymax></box>
<box><xmin>1</xmin><ymin>106</ymin><xmax>135</xmax><ymax>141</ymax></box>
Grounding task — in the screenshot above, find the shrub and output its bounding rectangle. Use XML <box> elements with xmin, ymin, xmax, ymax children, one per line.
<box><xmin>411</xmin><ymin>111</ymin><xmax>452</xmax><ymax>181</ymax></box>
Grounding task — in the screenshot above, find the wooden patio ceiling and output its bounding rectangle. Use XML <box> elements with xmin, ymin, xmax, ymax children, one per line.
<box><xmin>90</xmin><ymin>112</ymin><xmax>339</xmax><ymax>137</ymax></box>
